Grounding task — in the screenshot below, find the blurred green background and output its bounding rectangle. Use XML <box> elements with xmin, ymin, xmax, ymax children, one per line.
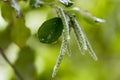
<box><xmin>0</xmin><ymin>0</ymin><xmax>120</xmax><ymax>80</ymax></box>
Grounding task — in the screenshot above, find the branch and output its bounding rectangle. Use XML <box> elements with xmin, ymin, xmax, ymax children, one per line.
<box><xmin>11</xmin><ymin>0</ymin><xmax>23</xmax><ymax>18</ymax></box>
<box><xmin>0</xmin><ymin>47</ymin><xmax>24</xmax><ymax>80</ymax></box>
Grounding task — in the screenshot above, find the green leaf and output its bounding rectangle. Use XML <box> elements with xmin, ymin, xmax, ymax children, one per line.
<box><xmin>1</xmin><ymin>2</ymin><xmax>13</xmax><ymax>22</ymax></box>
<box><xmin>11</xmin><ymin>18</ymin><xmax>31</xmax><ymax>48</ymax></box>
<box><xmin>0</xmin><ymin>26</ymin><xmax>12</xmax><ymax>49</ymax></box>
<box><xmin>38</xmin><ymin>17</ymin><xmax>63</xmax><ymax>44</ymax></box>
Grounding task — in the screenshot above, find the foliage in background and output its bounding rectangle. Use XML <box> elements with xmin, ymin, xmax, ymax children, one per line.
<box><xmin>0</xmin><ymin>0</ymin><xmax>120</xmax><ymax>80</ymax></box>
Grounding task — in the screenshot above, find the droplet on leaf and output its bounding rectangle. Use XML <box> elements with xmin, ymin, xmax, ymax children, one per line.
<box><xmin>38</xmin><ymin>17</ymin><xmax>63</xmax><ymax>44</ymax></box>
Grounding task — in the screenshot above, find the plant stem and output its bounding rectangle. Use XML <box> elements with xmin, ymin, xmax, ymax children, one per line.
<box><xmin>0</xmin><ymin>47</ymin><xmax>24</xmax><ymax>80</ymax></box>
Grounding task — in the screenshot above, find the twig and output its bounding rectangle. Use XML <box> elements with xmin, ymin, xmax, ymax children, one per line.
<box><xmin>0</xmin><ymin>47</ymin><xmax>24</xmax><ymax>80</ymax></box>
<box><xmin>11</xmin><ymin>0</ymin><xmax>23</xmax><ymax>18</ymax></box>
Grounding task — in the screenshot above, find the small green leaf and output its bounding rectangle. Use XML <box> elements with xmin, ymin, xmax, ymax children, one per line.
<box><xmin>0</xmin><ymin>26</ymin><xmax>12</xmax><ymax>49</ymax></box>
<box><xmin>1</xmin><ymin>2</ymin><xmax>13</xmax><ymax>22</ymax></box>
<box><xmin>11</xmin><ymin>18</ymin><xmax>31</xmax><ymax>47</ymax></box>
<box><xmin>38</xmin><ymin>17</ymin><xmax>63</xmax><ymax>44</ymax></box>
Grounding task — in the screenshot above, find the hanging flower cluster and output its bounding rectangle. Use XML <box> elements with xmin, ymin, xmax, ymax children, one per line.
<box><xmin>37</xmin><ymin>0</ymin><xmax>105</xmax><ymax>78</ymax></box>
